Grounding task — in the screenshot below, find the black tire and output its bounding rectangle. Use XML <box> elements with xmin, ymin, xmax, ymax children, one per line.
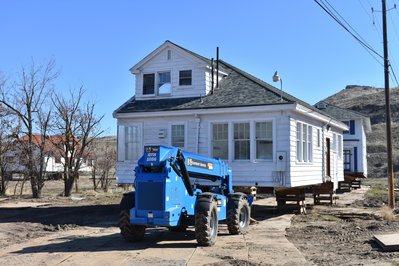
<box><xmin>195</xmin><ymin>200</ymin><xmax>218</xmax><ymax>246</ymax></box>
<box><xmin>227</xmin><ymin>195</ymin><xmax>250</xmax><ymax>235</ymax></box>
<box><xmin>119</xmin><ymin>209</ymin><xmax>145</xmax><ymax>242</ymax></box>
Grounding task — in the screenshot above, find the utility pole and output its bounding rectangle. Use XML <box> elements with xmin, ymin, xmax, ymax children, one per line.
<box><xmin>382</xmin><ymin>0</ymin><xmax>395</xmax><ymax>209</ymax></box>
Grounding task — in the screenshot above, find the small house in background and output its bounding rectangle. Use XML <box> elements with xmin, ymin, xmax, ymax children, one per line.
<box><xmin>5</xmin><ymin>134</ymin><xmax>93</xmax><ymax>180</ymax></box>
<box><xmin>315</xmin><ymin>101</ymin><xmax>371</xmax><ymax>187</ymax></box>
<box><xmin>113</xmin><ymin>40</ymin><xmax>349</xmax><ymax>195</ymax></box>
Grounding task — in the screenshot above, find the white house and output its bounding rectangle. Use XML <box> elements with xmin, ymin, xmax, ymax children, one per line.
<box><xmin>315</xmin><ymin>102</ymin><xmax>371</xmax><ymax>178</ymax></box>
<box><xmin>113</xmin><ymin>41</ymin><xmax>348</xmax><ymax>190</ymax></box>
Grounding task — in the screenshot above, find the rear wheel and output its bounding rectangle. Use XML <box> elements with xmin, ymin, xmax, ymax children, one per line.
<box><xmin>195</xmin><ymin>200</ymin><xmax>218</xmax><ymax>246</ymax></box>
<box><xmin>119</xmin><ymin>210</ymin><xmax>145</xmax><ymax>242</ymax></box>
<box><xmin>227</xmin><ymin>195</ymin><xmax>250</xmax><ymax>235</ymax></box>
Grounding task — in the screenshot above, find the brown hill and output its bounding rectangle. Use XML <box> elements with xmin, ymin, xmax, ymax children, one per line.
<box><xmin>323</xmin><ymin>85</ymin><xmax>399</xmax><ymax>179</ymax></box>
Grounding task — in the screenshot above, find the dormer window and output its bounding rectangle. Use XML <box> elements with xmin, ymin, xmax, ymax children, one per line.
<box><xmin>179</xmin><ymin>70</ymin><xmax>192</xmax><ymax>86</ymax></box>
<box><xmin>143</xmin><ymin>74</ymin><xmax>155</xmax><ymax>95</ymax></box>
<box><xmin>158</xmin><ymin>71</ymin><xmax>171</xmax><ymax>94</ymax></box>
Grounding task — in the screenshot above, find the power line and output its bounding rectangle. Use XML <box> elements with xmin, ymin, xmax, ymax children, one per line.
<box><xmin>314</xmin><ymin>0</ymin><xmax>384</xmax><ymax>64</ymax></box>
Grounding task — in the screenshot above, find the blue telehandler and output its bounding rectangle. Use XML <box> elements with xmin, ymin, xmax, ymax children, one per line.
<box><xmin>119</xmin><ymin>145</ymin><xmax>251</xmax><ymax>246</ymax></box>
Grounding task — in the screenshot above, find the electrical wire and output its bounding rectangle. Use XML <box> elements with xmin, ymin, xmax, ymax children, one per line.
<box><xmin>314</xmin><ymin>0</ymin><xmax>384</xmax><ymax>66</ymax></box>
<box><xmin>324</xmin><ymin>0</ymin><xmax>374</xmax><ymax>50</ymax></box>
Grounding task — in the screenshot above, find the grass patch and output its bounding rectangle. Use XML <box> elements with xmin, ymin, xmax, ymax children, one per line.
<box><xmin>367</xmin><ymin>188</ymin><xmax>387</xmax><ymax>198</ymax></box>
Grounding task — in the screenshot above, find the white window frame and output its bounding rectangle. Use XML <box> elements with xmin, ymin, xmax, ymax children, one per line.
<box><xmin>233</xmin><ymin>122</ymin><xmax>251</xmax><ymax>161</ymax></box>
<box><xmin>255</xmin><ymin>121</ymin><xmax>273</xmax><ymax>160</ymax></box>
<box><xmin>296</xmin><ymin>121</ymin><xmax>313</xmax><ymax>163</ymax></box>
<box><xmin>117</xmin><ymin>123</ymin><xmax>143</xmax><ymax>162</ymax></box>
<box><xmin>208</xmin><ymin>119</ymin><xmax>275</xmax><ymax>162</ymax></box>
<box><xmin>178</xmin><ymin>69</ymin><xmax>193</xmax><ymax>87</ymax></box>
<box><xmin>158</xmin><ymin>71</ymin><xmax>171</xmax><ymax>95</ymax></box>
<box><xmin>211</xmin><ymin>123</ymin><xmax>229</xmax><ymax>160</ymax></box>
<box><xmin>170</xmin><ymin>123</ymin><xmax>186</xmax><ymax>150</ymax></box>
<box><xmin>142</xmin><ymin>73</ymin><xmax>155</xmax><ymax>96</ymax></box>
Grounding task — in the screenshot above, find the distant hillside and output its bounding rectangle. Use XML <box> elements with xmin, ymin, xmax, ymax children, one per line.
<box><xmin>323</xmin><ymin>85</ymin><xmax>399</xmax><ymax>179</ymax></box>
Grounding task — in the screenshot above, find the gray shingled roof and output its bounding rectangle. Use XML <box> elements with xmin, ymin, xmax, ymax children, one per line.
<box><xmin>116</xmin><ymin>60</ymin><xmax>333</xmax><ymax>115</ymax></box>
<box><xmin>315</xmin><ymin>101</ymin><xmax>369</xmax><ymax>120</ymax></box>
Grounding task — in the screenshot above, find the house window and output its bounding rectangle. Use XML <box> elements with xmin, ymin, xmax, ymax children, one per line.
<box><xmin>302</xmin><ymin>124</ymin><xmax>307</xmax><ymax>161</ymax></box>
<box><xmin>143</xmin><ymin>73</ymin><xmax>155</xmax><ymax>95</ymax></box>
<box><xmin>344</xmin><ymin>149</ymin><xmax>351</xmax><ymax>171</ymax></box>
<box><xmin>296</xmin><ymin>122</ymin><xmax>302</xmax><ymax>161</ymax></box>
<box><xmin>234</xmin><ymin>123</ymin><xmax>250</xmax><ymax>160</ymax></box>
<box><xmin>297</xmin><ymin>122</ymin><xmax>313</xmax><ymax>162</ymax></box>
<box><xmin>179</xmin><ymin>70</ymin><xmax>192</xmax><ymax>86</ymax></box>
<box><xmin>125</xmin><ymin>126</ymin><xmax>141</xmax><ymax>161</ymax></box>
<box><xmin>158</xmin><ymin>71</ymin><xmax>171</xmax><ymax>94</ymax></box>
<box><xmin>255</xmin><ymin>122</ymin><xmax>273</xmax><ymax>160</ymax></box>
<box><xmin>171</xmin><ymin>124</ymin><xmax>185</xmax><ymax>149</ymax></box>
<box><xmin>212</xmin><ymin>123</ymin><xmax>228</xmax><ymax>159</ymax></box>
<box><xmin>167</xmin><ymin>50</ymin><xmax>171</xmax><ymax>60</ymax></box>
<box><xmin>343</xmin><ymin>120</ymin><xmax>355</xmax><ymax>135</ymax></box>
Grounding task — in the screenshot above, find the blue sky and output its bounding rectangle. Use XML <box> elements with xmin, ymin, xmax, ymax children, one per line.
<box><xmin>1</xmin><ymin>0</ymin><xmax>398</xmax><ymax>135</ymax></box>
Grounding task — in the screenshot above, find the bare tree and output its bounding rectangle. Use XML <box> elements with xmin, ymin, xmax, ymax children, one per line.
<box><xmin>52</xmin><ymin>88</ymin><xmax>103</xmax><ymax>197</ymax></box>
<box><xmin>0</xmin><ymin>75</ymin><xmax>21</xmax><ymax>196</ymax></box>
<box><xmin>0</xmin><ymin>60</ymin><xmax>57</xmax><ymax>198</ymax></box>
<box><xmin>90</xmin><ymin>137</ymin><xmax>116</xmax><ymax>192</ymax></box>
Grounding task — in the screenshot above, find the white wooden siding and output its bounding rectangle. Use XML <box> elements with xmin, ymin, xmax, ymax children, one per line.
<box><xmin>289</xmin><ymin>113</ymin><xmax>324</xmax><ymax>187</ymax></box>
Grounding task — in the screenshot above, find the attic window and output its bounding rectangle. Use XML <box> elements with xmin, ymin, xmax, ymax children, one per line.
<box><xmin>143</xmin><ymin>74</ymin><xmax>155</xmax><ymax>95</ymax></box>
<box><xmin>167</xmin><ymin>50</ymin><xmax>171</xmax><ymax>60</ymax></box>
<box><xmin>179</xmin><ymin>70</ymin><xmax>192</xmax><ymax>86</ymax></box>
<box><xmin>158</xmin><ymin>71</ymin><xmax>171</xmax><ymax>94</ymax></box>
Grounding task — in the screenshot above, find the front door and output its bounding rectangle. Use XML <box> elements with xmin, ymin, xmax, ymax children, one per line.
<box><xmin>326</xmin><ymin>138</ymin><xmax>331</xmax><ymax>177</ymax></box>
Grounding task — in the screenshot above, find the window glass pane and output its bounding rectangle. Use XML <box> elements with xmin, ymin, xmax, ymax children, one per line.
<box><xmin>143</xmin><ymin>74</ymin><xmax>155</xmax><ymax>95</ymax></box>
<box><xmin>234</xmin><ymin>123</ymin><xmax>250</xmax><ymax>160</ymax></box>
<box><xmin>296</xmin><ymin>122</ymin><xmax>302</xmax><ymax>161</ymax></box>
<box><xmin>212</xmin><ymin>123</ymin><xmax>228</xmax><ymax>159</ymax></box>
<box><xmin>256</xmin><ymin>122</ymin><xmax>272</xmax><ymax>159</ymax></box>
<box><xmin>125</xmin><ymin>126</ymin><xmax>141</xmax><ymax>161</ymax></box>
<box><xmin>172</xmin><ymin>124</ymin><xmax>185</xmax><ymax>149</ymax></box>
<box><xmin>179</xmin><ymin>70</ymin><xmax>192</xmax><ymax>86</ymax></box>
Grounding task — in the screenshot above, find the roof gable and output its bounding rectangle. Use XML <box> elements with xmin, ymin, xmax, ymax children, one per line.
<box><xmin>129</xmin><ymin>40</ymin><xmax>210</xmax><ymax>74</ymax></box>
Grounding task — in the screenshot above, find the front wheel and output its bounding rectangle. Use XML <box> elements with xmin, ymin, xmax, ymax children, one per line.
<box><xmin>119</xmin><ymin>209</ymin><xmax>145</xmax><ymax>242</ymax></box>
<box><xmin>195</xmin><ymin>200</ymin><xmax>218</xmax><ymax>246</ymax></box>
<box><xmin>227</xmin><ymin>195</ymin><xmax>250</xmax><ymax>235</ymax></box>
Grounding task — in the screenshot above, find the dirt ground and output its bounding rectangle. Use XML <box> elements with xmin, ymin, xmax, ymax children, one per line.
<box><xmin>0</xmin><ymin>178</ymin><xmax>398</xmax><ymax>265</ymax></box>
